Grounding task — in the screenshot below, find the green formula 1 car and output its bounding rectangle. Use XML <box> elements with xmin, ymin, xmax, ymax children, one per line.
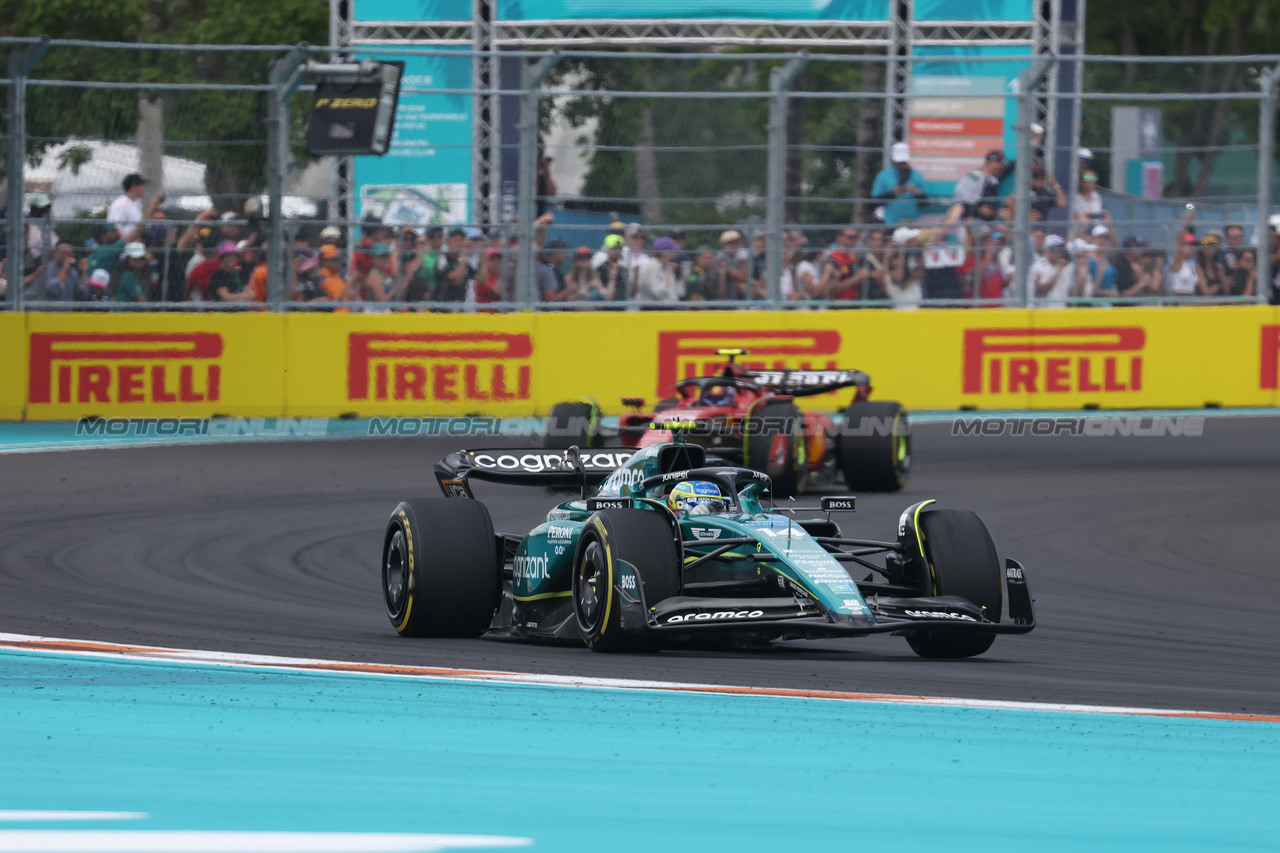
<box><xmin>381</xmin><ymin>439</ymin><xmax>1035</xmax><ymax>658</ymax></box>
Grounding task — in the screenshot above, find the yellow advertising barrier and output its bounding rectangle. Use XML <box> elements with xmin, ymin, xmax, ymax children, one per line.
<box><xmin>19</xmin><ymin>313</ymin><xmax>285</xmax><ymax>421</ymax></box>
<box><xmin>5</xmin><ymin>306</ymin><xmax>1279</xmax><ymax>420</ymax></box>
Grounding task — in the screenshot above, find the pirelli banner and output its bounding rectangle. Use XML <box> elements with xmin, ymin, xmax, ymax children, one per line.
<box><xmin>3</xmin><ymin>306</ymin><xmax>1280</xmax><ymax>420</ymax></box>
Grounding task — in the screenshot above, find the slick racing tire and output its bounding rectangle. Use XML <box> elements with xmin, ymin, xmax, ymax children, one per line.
<box><xmin>573</xmin><ymin>508</ymin><xmax>680</xmax><ymax>653</ymax></box>
<box><xmin>541</xmin><ymin>401</ymin><xmax>598</xmax><ymax>449</ymax></box>
<box><xmin>906</xmin><ymin>509</ymin><xmax>1002</xmax><ymax>659</ymax></box>
<box><xmin>837</xmin><ymin>400</ymin><xmax>910</xmax><ymax>492</ymax></box>
<box><xmin>383</xmin><ymin>498</ymin><xmax>499</xmax><ymax>638</ymax></box>
<box><xmin>744</xmin><ymin>399</ymin><xmax>807</xmax><ymax>499</ymax></box>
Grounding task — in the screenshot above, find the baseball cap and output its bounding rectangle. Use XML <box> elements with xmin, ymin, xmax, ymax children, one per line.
<box><xmin>1201</xmin><ymin>233</ymin><xmax>1221</xmax><ymax>246</ymax></box>
<box><xmin>93</xmin><ymin>223</ymin><xmax>118</xmax><ymax>240</ymax></box>
<box><xmin>607</xmin><ymin>220</ymin><xmax>625</xmax><ymax>231</ymax></box>
<box><xmin>1044</xmin><ymin>235</ymin><xmax>1066</xmax><ymax>249</ymax></box>
<box><xmin>985</xmin><ymin>150</ymin><xmax>1006</xmax><ymax>163</ymax></box>
<box><xmin>719</xmin><ymin>229</ymin><xmax>743</xmax><ymax>245</ymax></box>
<box><xmin>1122</xmin><ymin>236</ymin><xmax>1147</xmax><ymax>249</ymax></box>
<box><xmin>891</xmin><ymin>226</ymin><xmax>919</xmax><ymax>245</ymax></box>
<box><xmin>625</xmin><ymin>222</ymin><xmax>644</xmax><ymax>239</ymax></box>
<box><xmin>219</xmin><ymin>211</ymin><xmax>238</xmax><ymax>222</ymax></box>
<box><xmin>891</xmin><ymin>142</ymin><xmax>911</xmax><ymax>163</ymax></box>
<box><xmin>1091</xmin><ymin>224</ymin><xmax>1111</xmax><ymax>237</ymax></box>
<box><xmin>124</xmin><ymin>242</ymin><xmax>148</xmax><ymax>259</ymax></box>
<box><xmin>1078</xmin><ymin>147</ymin><xmax>1094</xmax><ymax>160</ymax></box>
<box><xmin>27</xmin><ymin>191</ymin><xmax>51</xmax><ymax>210</ymax></box>
<box><xmin>320</xmin><ymin>225</ymin><xmax>342</xmax><ymax>242</ymax></box>
<box><xmin>464</xmin><ymin>226</ymin><xmax>483</xmax><ymax>240</ymax></box>
<box><xmin>575</xmin><ymin>245</ymin><xmax>592</xmax><ymax>257</ymax></box>
<box><xmin>371</xmin><ymin>242</ymin><xmax>392</xmax><ymax>257</ymax></box>
<box><xmin>545</xmin><ymin>238</ymin><xmax>570</xmax><ymax>251</ymax></box>
<box><xmin>1030</xmin><ymin>122</ymin><xmax>1045</xmax><ymax>136</ymax></box>
<box><xmin>652</xmin><ymin>236</ymin><xmax>679</xmax><ymax>251</ymax></box>
<box><xmin>319</xmin><ymin>244</ymin><xmax>342</xmax><ymax>261</ymax></box>
<box><xmin>90</xmin><ymin>268</ymin><xmax>112</xmax><ymax>289</ymax></box>
<box><xmin>217</xmin><ymin>240</ymin><xmax>241</xmax><ymax>257</ymax></box>
<box><xmin>604</xmin><ymin>234</ymin><xmax>624</xmax><ymax>250</ymax></box>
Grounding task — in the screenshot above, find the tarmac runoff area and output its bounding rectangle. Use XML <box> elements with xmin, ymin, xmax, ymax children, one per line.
<box><xmin>1</xmin><ymin>415</ymin><xmax>1278</xmax><ymax>848</ymax></box>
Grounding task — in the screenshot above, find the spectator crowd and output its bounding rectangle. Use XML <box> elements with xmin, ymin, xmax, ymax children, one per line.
<box><xmin>1</xmin><ymin>156</ymin><xmax>1273</xmax><ymax>309</ymax></box>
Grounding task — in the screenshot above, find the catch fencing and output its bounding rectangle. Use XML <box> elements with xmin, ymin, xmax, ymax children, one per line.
<box><xmin>3</xmin><ymin>39</ymin><xmax>1279</xmax><ymax>311</ymax></box>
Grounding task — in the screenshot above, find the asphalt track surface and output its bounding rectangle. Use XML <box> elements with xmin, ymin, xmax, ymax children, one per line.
<box><xmin>2</xmin><ymin>418</ymin><xmax>1278</xmax><ymax>715</ymax></box>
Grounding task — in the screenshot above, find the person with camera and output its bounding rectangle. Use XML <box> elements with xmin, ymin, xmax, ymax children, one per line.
<box><xmin>871</xmin><ymin>143</ymin><xmax>928</xmax><ymax>225</ymax></box>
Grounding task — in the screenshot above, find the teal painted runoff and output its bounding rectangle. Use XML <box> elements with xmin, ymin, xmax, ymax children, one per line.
<box><xmin>1</xmin><ymin>650</ymin><xmax>1277</xmax><ymax>851</ymax></box>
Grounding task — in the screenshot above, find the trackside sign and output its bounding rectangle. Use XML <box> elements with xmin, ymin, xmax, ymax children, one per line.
<box><xmin>4</xmin><ymin>307</ymin><xmax>1279</xmax><ymax>419</ymax></box>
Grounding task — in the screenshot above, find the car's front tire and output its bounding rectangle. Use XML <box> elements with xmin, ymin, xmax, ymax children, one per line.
<box><xmin>573</xmin><ymin>508</ymin><xmax>680</xmax><ymax>652</ymax></box>
<box><xmin>906</xmin><ymin>509</ymin><xmax>1002</xmax><ymax>659</ymax></box>
<box><xmin>383</xmin><ymin>498</ymin><xmax>499</xmax><ymax>637</ymax></box>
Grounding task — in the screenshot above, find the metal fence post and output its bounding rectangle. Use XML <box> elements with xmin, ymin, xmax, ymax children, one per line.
<box><xmin>5</xmin><ymin>39</ymin><xmax>48</xmax><ymax>310</ymax></box>
<box><xmin>1013</xmin><ymin>60</ymin><xmax>1054</xmax><ymax>308</ymax></box>
<box><xmin>1257</xmin><ymin>66</ymin><xmax>1277</xmax><ymax>304</ymax></box>
<box><xmin>766</xmin><ymin>53</ymin><xmax>808</xmax><ymax>307</ymax></box>
<box><xmin>516</xmin><ymin>51</ymin><xmax>559</xmax><ymax>307</ymax></box>
<box><xmin>266</xmin><ymin>46</ymin><xmax>309</xmax><ymax>310</ymax></box>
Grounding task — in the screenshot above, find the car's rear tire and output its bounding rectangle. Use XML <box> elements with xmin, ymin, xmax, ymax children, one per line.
<box><xmin>572</xmin><ymin>508</ymin><xmax>680</xmax><ymax>653</ymax></box>
<box><xmin>382</xmin><ymin>498</ymin><xmax>499</xmax><ymax>638</ymax></box>
<box><xmin>906</xmin><ymin>509</ymin><xmax>1002</xmax><ymax>659</ymax></box>
<box><xmin>541</xmin><ymin>400</ymin><xmax>597</xmax><ymax>449</ymax></box>
<box><xmin>744</xmin><ymin>399</ymin><xmax>806</xmax><ymax>498</ymax></box>
<box><xmin>838</xmin><ymin>400</ymin><xmax>910</xmax><ymax>492</ymax></box>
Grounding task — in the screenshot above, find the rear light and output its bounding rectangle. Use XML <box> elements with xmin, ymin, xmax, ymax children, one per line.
<box><xmin>855</xmin><ymin>386</ymin><xmax>872</xmax><ymax>401</ymax></box>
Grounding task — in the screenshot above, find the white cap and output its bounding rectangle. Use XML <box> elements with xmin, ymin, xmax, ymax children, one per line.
<box><xmin>320</xmin><ymin>225</ymin><xmax>342</xmax><ymax>241</ymax></box>
<box><xmin>1044</xmin><ymin>234</ymin><xmax>1066</xmax><ymax>249</ymax></box>
<box><xmin>1030</xmin><ymin>122</ymin><xmax>1045</xmax><ymax>136</ymax></box>
<box><xmin>219</xmin><ymin>210</ymin><xmax>238</xmax><ymax>221</ymax></box>
<box><xmin>124</xmin><ymin>242</ymin><xmax>147</xmax><ymax>259</ymax></box>
<box><xmin>1078</xmin><ymin>147</ymin><xmax>1094</xmax><ymax>160</ymax></box>
<box><xmin>891</xmin><ymin>142</ymin><xmax>911</xmax><ymax>163</ymax></box>
<box><xmin>1091</xmin><ymin>224</ymin><xmax>1111</xmax><ymax>237</ymax></box>
<box><xmin>892</xmin><ymin>226</ymin><xmax>920</xmax><ymax>245</ymax></box>
<box><xmin>90</xmin><ymin>268</ymin><xmax>111</xmax><ymax>287</ymax></box>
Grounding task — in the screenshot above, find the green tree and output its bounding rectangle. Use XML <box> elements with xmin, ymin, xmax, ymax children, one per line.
<box><xmin>1</xmin><ymin>0</ymin><xmax>327</xmax><ymax>209</ymax></box>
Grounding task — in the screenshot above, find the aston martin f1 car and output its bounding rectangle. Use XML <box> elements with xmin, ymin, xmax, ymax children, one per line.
<box><xmin>541</xmin><ymin>349</ymin><xmax>910</xmax><ymax>498</ymax></box>
<box><xmin>381</xmin><ymin>440</ymin><xmax>1035</xmax><ymax>658</ymax></box>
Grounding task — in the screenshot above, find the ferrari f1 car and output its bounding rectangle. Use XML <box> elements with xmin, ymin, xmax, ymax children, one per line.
<box><xmin>541</xmin><ymin>349</ymin><xmax>910</xmax><ymax>498</ymax></box>
<box><xmin>381</xmin><ymin>439</ymin><xmax>1034</xmax><ymax>658</ymax></box>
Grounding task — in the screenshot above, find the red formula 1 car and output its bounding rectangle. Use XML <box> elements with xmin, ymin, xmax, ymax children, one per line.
<box><xmin>541</xmin><ymin>349</ymin><xmax>910</xmax><ymax>497</ymax></box>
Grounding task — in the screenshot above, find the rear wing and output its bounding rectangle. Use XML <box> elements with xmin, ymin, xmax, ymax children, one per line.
<box><xmin>743</xmin><ymin>369</ymin><xmax>870</xmax><ymax>398</ymax></box>
<box><xmin>434</xmin><ymin>448</ymin><xmax>638</xmax><ymax>498</ymax></box>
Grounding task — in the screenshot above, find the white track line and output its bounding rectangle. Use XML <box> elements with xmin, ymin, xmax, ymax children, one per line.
<box><xmin>1</xmin><ymin>632</ymin><xmax>1275</xmax><ymax>724</ymax></box>
<box><xmin>0</xmin><ymin>815</ymin><xmax>146</xmax><ymax>823</ymax></box>
<box><xmin>0</xmin><ymin>832</ymin><xmax>529</xmax><ymax>852</ymax></box>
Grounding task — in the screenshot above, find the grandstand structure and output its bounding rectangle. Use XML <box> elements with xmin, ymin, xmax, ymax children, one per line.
<box><xmin>332</xmin><ymin>0</ymin><xmax>1086</xmax><ymax>228</ymax></box>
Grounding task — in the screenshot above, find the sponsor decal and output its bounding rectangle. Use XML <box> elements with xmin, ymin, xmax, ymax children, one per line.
<box><xmin>471</xmin><ymin>450</ymin><xmax>634</xmax><ymax>474</ymax></box>
<box><xmin>842</xmin><ymin>599</ymin><xmax>865</xmax><ymax>613</ymax></box>
<box><xmin>744</xmin><ymin>369</ymin><xmax>865</xmax><ymax>389</ymax></box>
<box><xmin>904</xmin><ymin>609</ymin><xmax>976</xmax><ymax>621</ymax></box>
<box><xmin>347</xmin><ymin>332</ymin><xmax>532</xmax><ymax>403</ymax></box>
<box><xmin>1006</xmin><ymin>565</ymin><xmax>1025</xmax><ymax>581</ymax></box>
<box><xmin>620</xmin><ymin>574</ymin><xmax>636</xmax><ymax>590</ymax></box>
<box><xmin>547</xmin><ymin>509</ymin><xmax>571</xmax><ymax>521</ymax></box>
<box><xmin>598</xmin><ymin>466</ymin><xmax>644</xmax><ymax>496</ymax></box>
<box><xmin>513</xmin><ymin>553</ymin><xmax>550</xmax><ymax>581</ymax></box>
<box><xmin>963</xmin><ymin>327</ymin><xmax>1145</xmax><ymax>395</ymax></box>
<box><xmin>547</xmin><ymin>525</ymin><xmax>574</xmax><ymax>540</ymax></box>
<box><xmin>29</xmin><ymin>333</ymin><xmax>223</xmax><ymax>405</ymax></box>
<box><xmin>829</xmin><ymin>583</ymin><xmax>856</xmax><ymax>594</ymax></box>
<box><xmin>656</xmin><ymin>330</ymin><xmax>841</xmax><ymax>395</ymax></box>
<box><xmin>666</xmin><ymin>609</ymin><xmax>765</xmax><ymax>624</ymax></box>
<box><xmin>690</xmin><ymin>527</ymin><xmax>721</xmax><ymax>541</ymax></box>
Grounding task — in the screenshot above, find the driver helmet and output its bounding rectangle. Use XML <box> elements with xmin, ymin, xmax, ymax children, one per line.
<box><xmin>667</xmin><ymin>480</ymin><xmax>728</xmax><ymax>516</ymax></box>
<box><xmin>703</xmin><ymin>384</ymin><xmax>737</xmax><ymax>407</ymax></box>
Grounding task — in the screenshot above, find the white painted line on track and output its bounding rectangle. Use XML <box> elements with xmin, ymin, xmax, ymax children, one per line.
<box><xmin>0</xmin><ymin>832</ymin><xmax>530</xmax><ymax>852</ymax></box>
<box><xmin>0</xmin><ymin>815</ymin><xmax>146</xmax><ymax>823</ymax></box>
<box><xmin>1</xmin><ymin>632</ymin><xmax>1276</xmax><ymax>724</ymax></box>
